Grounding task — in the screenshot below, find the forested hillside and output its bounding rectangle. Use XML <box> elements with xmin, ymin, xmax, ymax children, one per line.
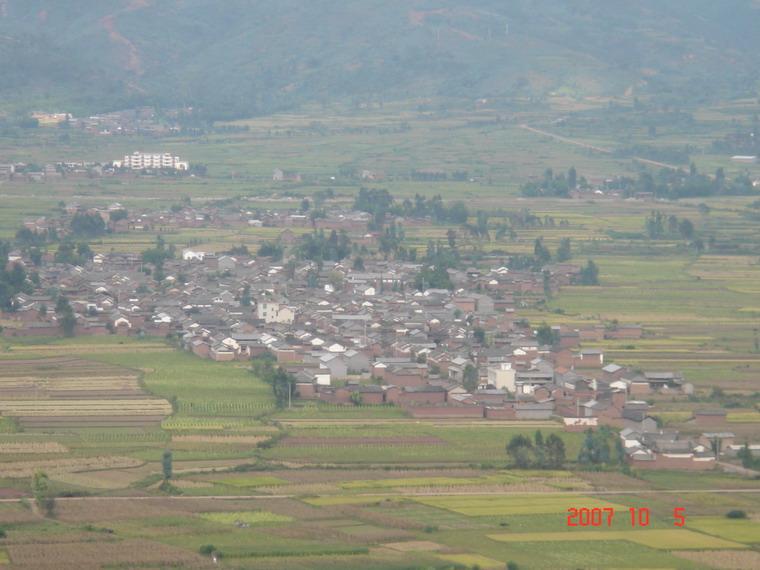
<box><xmin>2</xmin><ymin>0</ymin><xmax>760</xmax><ymax>118</ymax></box>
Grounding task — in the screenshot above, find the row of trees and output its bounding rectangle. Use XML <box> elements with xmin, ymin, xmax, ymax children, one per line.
<box><xmin>353</xmin><ymin>188</ymin><xmax>470</xmax><ymax>226</ymax></box>
<box><xmin>520</xmin><ymin>167</ymin><xmax>586</xmax><ymax>198</ymax></box>
<box><xmin>506</xmin><ymin>431</ymin><xmax>566</xmax><ymax>469</ymax></box>
<box><xmin>644</xmin><ymin>210</ymin><xmax>695</xmax><ymax>240</ymax></box>
<box><xmin>296</xmin><ymin>229</ymin><xmax>352</xmax><ymax>262</ymax></box>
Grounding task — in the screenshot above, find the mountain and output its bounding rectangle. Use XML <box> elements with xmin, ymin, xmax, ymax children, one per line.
<box><xmin>2</xmin><ymin>0</ymin><xmax>760</xmax><ymax>118</ymax></box>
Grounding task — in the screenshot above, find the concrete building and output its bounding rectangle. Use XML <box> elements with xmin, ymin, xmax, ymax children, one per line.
<box><xmin>115</xmin><ymin>152</ymin><xmax>189</xmax><ymax>171</ymax></box>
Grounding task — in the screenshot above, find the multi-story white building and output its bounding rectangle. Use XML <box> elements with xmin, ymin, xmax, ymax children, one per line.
<box><xmin>114</xmin><ymin>152</ymin><xmax>189</xmax><ymax>171</ymax></box>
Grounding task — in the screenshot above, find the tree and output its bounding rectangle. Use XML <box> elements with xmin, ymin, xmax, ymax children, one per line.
<box><xmin>162</xmin><ymin>450</ymin><xmax>173</xmax><ymax>481</ymax></box>
<box><xmin>446</xmin><ymin>228</ymin><xmax>456</xmax><ymax>249</ymax></box>
<box><xmin>473</xmin><ymin>327</ymin><xmax>486</xmax><ymax>345</ymax></box>
<box><xmin>579</xmin><ymin>260</ymin><xmax>599</xmax><ymax>285</ymax></box>
<box><xmin>32</xmin><ymin>470</ymin><xmax>54</xmax><ymax>516</ymax></box>
<box><xmin>536</xmin><ymin>323</ymin><xmax>559</xmax><ymax>347</ymax></box>
<box><xmin>257</xmin><ymin>241</ymin><xmax>283</xmax><ymax>261</ymax></box>
<box><xmin>268</xmin><ymin>367</ymin><xmax>295</xmax><ymax>408</ymax></box>
<box><xmin>533</xmin><ymin>430</ymin><xmax>546</xmax><ymax>468</ymax></box>
<box><xmin>578</xmin><ymin>429</ymin><xmax>612</xmax><ymax>467</ymax></box>
<box><xmin>545</xmin><ymin>434</ymin><xmax>566</xmax><ymax>468</ymax></box>
<box><xmin>70</xmin><ymin>211</ymin><xmax>105</xmax><ymax>237</ymax></box>
<box><xmin>463</xmin><ymin>363</ymin><xmax>479</xmax><ymax>392</ymax></box>
<box><xmin>109</xmin><ymin>209</ymin><xmax>128</xmax><ymax>222</ymax></box>
<box><xmin>556</xmin><ymin>238</ymin><xmax>572</xmax><ymax>262</ymax></box>
<box><xmin>678</xmin><ymin>218</ymin><xmax>695</xmax><ymax>240</ymax></box>
<box><xmin>533</xmin><ymin>238</ymin><xmax>551</xmax><ymax>264</ymax></box>
<box><xmin>506</xmin><ymin>434</ymin><xmax>534</xmax><ymax>468</ymax></box>
<box><xmin>568</xmin><ymin>166</ymin><xmax>577</xmax><ymax>190</ymax></box>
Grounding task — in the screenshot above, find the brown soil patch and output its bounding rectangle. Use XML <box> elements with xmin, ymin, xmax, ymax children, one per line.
<box><xmin>7</xmin><ymin>539</ymin><xmax>210</xmax><ymax>569</ymax></box>
<box><xmin>0</xmin><ymin>456</ymin><xmax>143</xmax><ymax>479</ymax></box>
<box><xmin>673</xmin><ymin>550</ymin><xmax>760</xmax><ymax>569</ymax></box>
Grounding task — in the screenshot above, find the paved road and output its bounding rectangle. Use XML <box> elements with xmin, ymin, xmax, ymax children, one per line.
<box><xmin>519</xmin><ymin>124</ymin><xmax>679</xmax><ymax>170</ymax></box>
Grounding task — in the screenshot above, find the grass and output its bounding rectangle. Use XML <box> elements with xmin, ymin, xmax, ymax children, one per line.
<box><xmin>488</xmin><ymin>529</ymin><xmax>747</xmax><ymax>550</ymax></box>
<box><xmin>198</xmin><ymin>511</ymin><xmax>293</xmax><ymax>526</ymax></box>
<box><xmin>0</xmin><ymin>550</ymin><xmax>7</xmax><ymax>565</ymax></box>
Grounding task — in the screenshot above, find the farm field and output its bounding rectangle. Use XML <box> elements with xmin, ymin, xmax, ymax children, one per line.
<box><xmin>2</xmin><ymin>95</ymin><xmax>760</xmax><ymax>568</ymax></box>
<box><xmin>0</xmin><ymin>335</ymin><xmax>758</xmax><ymax>567</ymax></box>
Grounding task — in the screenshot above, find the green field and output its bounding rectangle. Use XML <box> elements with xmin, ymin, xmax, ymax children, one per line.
<box><xmin>488</xmin><ymin>529</ymin><xmax>746</xmax><ymax>550</ymax></box>
<box><xmin>688</xmin><ymin>516</ymin><xmax>760</xmax><ymax>544</ymax></box>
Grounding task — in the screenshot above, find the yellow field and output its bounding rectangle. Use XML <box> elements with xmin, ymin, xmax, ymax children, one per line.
<box><xmin>413</xmin><ymin>494</ymin><xmax>624</xmax><ymax>516</ymax></box>
<box><xmin>437</xmin><ymin>553</ymin><xmax>503</xmax><ymax>569</ymax></box>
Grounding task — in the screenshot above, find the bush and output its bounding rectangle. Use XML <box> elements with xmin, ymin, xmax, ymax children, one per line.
<box><xmin>726</xmin><ymin>510</ymin><xmax>747</xmax><ymax>519</ymax></box>
<box><xmin>0</xmin><ymin>528</ymin><xmax>6</xmax><ymax>538</ymax></box>
<box><xmin>199</xmin><ymin>544</ymin><xmax>216</xmax><ymax>555</ymax></box>
<box><xmin>507</xmin><ymin>562</ymin><xmax>519</xmax><ymax>570</ymax></box>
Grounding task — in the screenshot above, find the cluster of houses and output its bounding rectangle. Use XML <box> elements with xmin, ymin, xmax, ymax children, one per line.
<box><xmin>32</xmin><ymin>107</ymin><xmax>178</xmax><ymax>136</ymax></box>
<box><xmin>3</xmin><ymin>200</ymin><xmax>751</xmax><ymax>471</ymax></box>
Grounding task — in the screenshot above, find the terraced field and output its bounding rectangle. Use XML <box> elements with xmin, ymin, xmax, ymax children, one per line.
<box><xmin>0</xmin><ymin>357</ymin><xmax>172</xmax><ymax>428</ymax></box>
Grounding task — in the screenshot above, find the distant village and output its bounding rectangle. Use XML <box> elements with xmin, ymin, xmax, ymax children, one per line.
<box><xmin>2</xmin><ymin>198</ymin><xmax>753</xmax><ymax>472</ymax></box>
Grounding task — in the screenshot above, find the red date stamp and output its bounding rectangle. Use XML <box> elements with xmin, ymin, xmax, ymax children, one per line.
<box><xmin>567</xmin><ymin>507</ymin><xmax>685</xmax><ymax>527</ymax></box>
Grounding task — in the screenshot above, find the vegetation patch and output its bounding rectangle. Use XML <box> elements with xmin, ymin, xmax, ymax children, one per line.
<box><xmin>199</xmin><ymin>511</ymin><xmax>293</xmax><ymax>526</ymax></box>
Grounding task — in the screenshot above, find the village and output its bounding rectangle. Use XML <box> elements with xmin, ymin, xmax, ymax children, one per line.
<box><xmin>2</xmin><ymin>197</ymin><xmax>753</xmax><ymax>474</ymax></box>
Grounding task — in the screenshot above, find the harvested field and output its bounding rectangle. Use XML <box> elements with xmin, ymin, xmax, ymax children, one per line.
<box><xmin>0</xmin><ymin>456</ymin><xmax>143</xmax><ymax>479</ymax></box>
<box><xmin>0</xmin><ymin>505</ymin><xmax>40</xmax><ymax>525</ymax></box>
<box><xmin>280</xmin><ymin>436</ymin><xmax>446</xmax><ymax>446</ymax></box>
<box><xmin>673</xmin><ymin>550</ymin><xmax>760</xmax><ymax>569</ymax></box>
<box><xmin>0</xmin><ymin>357</ymin><xmax>171</xmax><ymax>428</ymax></box>
<box><xmin>6</xmin><ymin>539</ymin><xmax>210</xmax><ymax>569</ymax></box>
<box><xmin>579</xmin><ymin>471</ymin><xmax>653</xmax><ymax>491</ymax></box>
<box><xmin>50</xmin><ymin>468</ymin><xmax>149</xmax><ymax>490</ymax></box>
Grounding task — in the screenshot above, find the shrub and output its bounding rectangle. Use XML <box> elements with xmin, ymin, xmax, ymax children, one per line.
<box><xmin>199</xmin><ymin>544</ymin><xmax>216</xmax><ymax>555</ymax></box>
<box><xmin>726</xmin><ymin>510</ymin><xmax>747</xmax><ymax>519</ymax></box>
